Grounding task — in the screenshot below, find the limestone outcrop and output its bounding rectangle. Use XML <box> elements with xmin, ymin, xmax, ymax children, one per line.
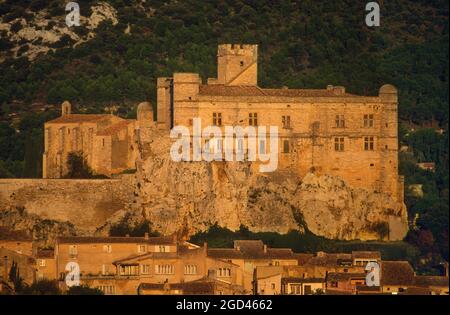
<box><xmin>131</xmin><ymin>131</ymin><xmax>408</xmax><ymax>241</ymax></box>
<box><xmin>0</xmin><ymin>132</ymin><xmax>408</xmax><ymax>242</ymax></box>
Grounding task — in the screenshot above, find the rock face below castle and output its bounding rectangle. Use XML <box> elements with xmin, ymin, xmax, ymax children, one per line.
<box><xmin>0</xmin><ymin>129</ymin><xmax>408</xmax><ymax>241</ymax></box>
<box><xmin>132</xmin><ymin>130</ymin><xmax>407</xmax><ymax>241</ymax></box>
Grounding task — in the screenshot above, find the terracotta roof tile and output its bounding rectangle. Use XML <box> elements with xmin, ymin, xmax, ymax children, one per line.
<box><xmin>380</xmin><ymin>261</ymin><xmax>415</xmax><ymax>286</ymax></box>
<box><xmin>327</xmin><ymin>272</ymin><xmax>367</xmax><ymax>282</ymax></box>
<box><xmin>352</xmin><ymin>251</ymin><xmax>381</xmax><ymax>260</ymax></box>
<box><xmin>0</xmin><ymin>227</ymin><xmax>32</xmax><ymax>241</ymax></box>
<box><xmin>414</xmin><ymin>276</ymin><xmax>449</xmax><ymax>287</ymax></box>
<box><xmin>45</xmin><ymin>114</ymin><xmax>111</xmax><ymax>124</ymax></box>
<box><xmin>36</xmin><ymin>249</ymin><xmax>55</xmax><ymax>259</ymax></box>
<box><xmin>56</xmin><ymin>235</ymin><xmax>175</xmax><ymax>245</ymax></box>
<box><xmin>281</xmin><ymin>277</ymin><xmax>325</xmax><ymax>284</ymax></box>
<box><xmin>199</xmin><ymin>85</ymin><xmax>355</xmax><ymax>97</ymax></box>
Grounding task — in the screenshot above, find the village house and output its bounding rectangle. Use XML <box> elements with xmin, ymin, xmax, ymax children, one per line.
<box><xmin>207</xmin><ymin>240</ymin><xmax>299</xmax><ymax>294</ymax></box>
<box><xmin>0</xmin><ymin>226</ymin><xmax>34</xmax><ymax>256</ymax></box>
<box><xmin>35</xmin><ymin>249</ymin><xmax>56</xmax><ymax>281</ymax></box>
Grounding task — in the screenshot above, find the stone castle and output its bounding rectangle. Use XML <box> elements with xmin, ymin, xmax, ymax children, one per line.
<box><xmin>43</xmin><ymin>44</ymin><xmax>403</xmax><ymax>204</ymax></box>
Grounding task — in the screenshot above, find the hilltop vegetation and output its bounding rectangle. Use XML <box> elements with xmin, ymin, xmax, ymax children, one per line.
<box><xmin>0</xmin><ymin>1</ymin><xmax>448</xmax><ymax>268</ymax></box>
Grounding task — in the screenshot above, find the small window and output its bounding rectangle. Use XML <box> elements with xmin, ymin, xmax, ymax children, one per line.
<box><xmin>249</xmin><ymin>113</ymin><xmax>258</xmax><ymax>126</ymax></box>
<box><xmin>334</xmin><ymin>137</ymin><xmax>345</xmax><ymax>151</ymax></box>
<box><xmin>335</xmin><ymin>115</ymin><xmax>345</xmax><ymax>128</ymax></box>
<box><xmin>141</xmin><ymin>264</ymin><xmax>150</xmax><ymax>275</ymax></box>
<box><xmin>271</xmin><ymin>283</ymin><xmax>275</xmax><ymax>290</ymax></box>
<box><xmin>364</xmin><ymin>136</ymin><xmax>375</xmax><ymax>151</ymax></box>
<box><xmin>363</xmin><ymin>114</ymin><xmax>374</xmax><ymax>128</ymax></box>
<box><xmin>102</xmin><ymin>138</ymin><xmax>105</xmax><ymax>147</ymax></box>
<box><xmin>39</xmin><ymin>259</ymin><xmax>46</xmax><ymax>267</ymax></box>
<box><xmin>69</xmin><ymin>245</ymin><xmax>77</xmax><ymax>256</ymax></box>
<box><xmin>240</xmin><ymin>61</ymin><xmax>244</xmax><ymax>67</ymax></box>
<box><xmin>283</xmin><ymin>140</ymin><xmax>290</xmax><ymax>153</ymax></box>
<box><xmin>282</xmin><ymin>115</ymin><xmax>291</xmax><ymax>129</ymax></box>
<box><xmin>184</xmin><ymin>264</ymin><xmax>198</xmax><ymax>275</ymax></box>
<box><xmin>138</xmin><ymin>245</ymin><xmax>147</xmax><ymax>253</ymax></box>
<box><xmin>213</xmin><ymin>112</ymin><xmax>222</xmax><ymax>126</ymax></box>
<box><xmin>103</xmin><ymin>244</ymin><xmax>112</xmax><ymax>253</ymax></box>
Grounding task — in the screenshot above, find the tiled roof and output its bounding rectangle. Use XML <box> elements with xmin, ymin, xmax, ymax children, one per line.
<box><xmin>36</xmin><ymin>249</ymin><xmax>54</xmax><ymax>259</ymax></box>
<box><xmin>414</xmin><ymin>275</ymin><xmax>449</xmax><ymax>287</ymax></box>
<box><xmin>0</xmin><ymin>227</ymin><xmax>32</xmax><ymax>241</ymax></box>
<box><xmin>352</xmin><ymin>251</ymin><xmax>381</xmax><ymax>260</ymax></box>
<box><xmin>306</xmin><ymin>253</ymin><xmax>352</xmax><ymax>266</ymax></box>
<box><xmin>207</xmin><ymin>247</ymin><xmax>295</xmax><ymax>260</ymax></box>
<box><xmin>400</xmin><ymin>287</ymin><xmax>432</xmax><ymax>295</ymax></box>
<box><xmin>356</xmin><ymin>285</ymin><xmax>381</xmax><ymax>292</ymax></box>
<box><xmin>380</xmin><ymin>261</ymin><xmax>415</xmax><ymax>286</ymax></box>
<box><xmin>113</xmin><ymin>251</ymin><xmax>179</xmax><ymax>264</ymax></box>
<box><xmin>294</xmin><ymin>253</ymin><xmax>314</xmax><ymax>265</ymax></box>
<box><xmin>199</xmin><ymin>85</ymin><xmax>355</xmax><ymax>97</ymax></box>
<box><xmin>327</xmin><ymin>272</ymin><xmax>367</xmax><ymax>282</ymax></box>
<box><xmin>281</xmin><ymin>277</ymin><xmax>325</xmax><ymax>284</ymax></box>
<box><xmin>45</xmin><ymin>114</ymin><xmax>111</xmax><ymax>124</ymax></box>
<box><xmin>139</xmin><ymin>278</ymin><xmax>240</xmax><ymax>294</ymax></box>
<box><xmin>96</xmin><ymin>120</ymin><xmax>134</xmax><ymax>136</ymax></box>
<box><xmin>56</xmin><ymin>235</ymin><xmax>175</xmax><ymax>245</ymax></box>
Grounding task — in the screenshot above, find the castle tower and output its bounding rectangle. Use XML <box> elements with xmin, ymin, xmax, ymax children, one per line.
<box><xmin>378</xmin><ymin>84</ymin><xmax>401</xmax><ymax>201</ymax></box>
<box><xmin>215</xmin><ymin>44</ymin><xmax>258</xmax><ymax>86</ymax></box>
<box><xmin>61</xmin><ymin>101</ymin><xmax>71</xmax><ymax>115</ymax></box>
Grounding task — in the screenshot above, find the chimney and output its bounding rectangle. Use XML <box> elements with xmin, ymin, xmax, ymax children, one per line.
<box><xmin>203</xmin><ymin>242</ymin><xmax>208</xmax><ymax>255</ymax></box>
<box><xmin>144</xmin><ymin>232</ymin><xmax>149</xmax><ymax>240</ymax></box>
<box><xmin>263</xmin><ymin>244</ymin><xmax>267</xmax><ymax>254</ymax></box>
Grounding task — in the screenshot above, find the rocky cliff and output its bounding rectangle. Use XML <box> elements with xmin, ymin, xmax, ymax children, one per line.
<box><xmin>0</xmin><ymin>129</ymin><xmax>408</xmax><ymax>242</ymax></box>
<box><xmin>129</xmin><ymin>130</ymin><xmax>408</xmax><ymax>241</ymax></box>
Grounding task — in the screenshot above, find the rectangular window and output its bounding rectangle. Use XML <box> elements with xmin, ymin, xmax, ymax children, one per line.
<box><xmin>364</xmin><ymin>136</ymin><xmax>375</xmax><ymax>151</ymax></box>
<box><xmin>217</xmin><ymin>268</ymin><xmax>231</xmax><ymax>277</ymax></box>
<box><xmin>97</xmin><ymin>285</ymin><xmax>115</xmax><ymax>295</ymax></box>
<box><xmin>141</xmin><ymin>264</ymin><xmax>150</xmax><ymax>275</ymax></box>
<box><xmin>249</xmin><ymin>113</ymin><xmax>258</xmax><ymax>126</ymax></box>
<box><xmin>282</xmin><ymin>115</ymin><xmax>291</xmax><ymax>129</ymax></box>
<box><xmin>69</xmin><ymin>245</ymin><xmax>77</xmax><ymax>256</ymax></box>
<box><xmin>363</xmin><ymin>114</ymin><xmax>374</xmax><ymax>128</ymax></box>
<box><xmin>119</xmin><ymin>265</ymin><xmax>139</xmax><ymax>276</ymax></box>
<box><xmin>103</xmin><ymin>245</ymin><xmax>112</xmax><ymax>253</ymax></box>
<box><xmin>184</xmin><ymin>264</ymin><xmax>198</xmax><ymax>275</ymax></box>
<box><xmin>334</xmin><ymin>137</ymin><xmax>345</xmax><ymax>151</ymax></box>
<box><xmin>335</xmin><ymin>115</ymin><xmax>345</xmax><ymax>128</ymax></box>
<box><xmin>155</xmin><ymin>264</ymin><xmax>174</xmax><ymax>275</ymax></box>
<box><xmin>213</xmin><ymin>112</ymin><xmax>222</xmax><ymax>126</ymax></box>
<box><xmin>283</xmin><ymin>140</ymin><xmax>290</xmax><ymax>153</ymax></box>
<box><xmin>290</xmin><ymin>284</ymin><xmax>301</xmax><ymax>295</ymax></box>
<box><xmin>158</xmin><ymin>245</ymin><xmax>168</xmax><ymax>253</ymax></box>
<box><xmin>39</xmin><ymin>259</ymin><xmax>46</xmax><ymax>267</ymax></box>
<box><xmin>138</xmin><ymin>245</ymin><xmax>147</xmax><ymax>253</ymax></box>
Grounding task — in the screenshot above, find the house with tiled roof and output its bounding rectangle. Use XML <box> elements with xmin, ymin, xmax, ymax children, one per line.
<box><xmin>207</xmin><ymin>240</ymin><xmax>298</xmax><ymax>294</ymax></box>
<box><xmin>0</xmin><ymin>226</ymin><xmax>34</xmax><ymax>256</ymax></box>
<box><xmin>380</xmin><ymin>261</ymin><xmax>416</xmax><ymax>294</ymax></box>
<box><xmin>42</xmin><ymin>101</ymin><xmax>153</xmax><ymax>178</ymax></box>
